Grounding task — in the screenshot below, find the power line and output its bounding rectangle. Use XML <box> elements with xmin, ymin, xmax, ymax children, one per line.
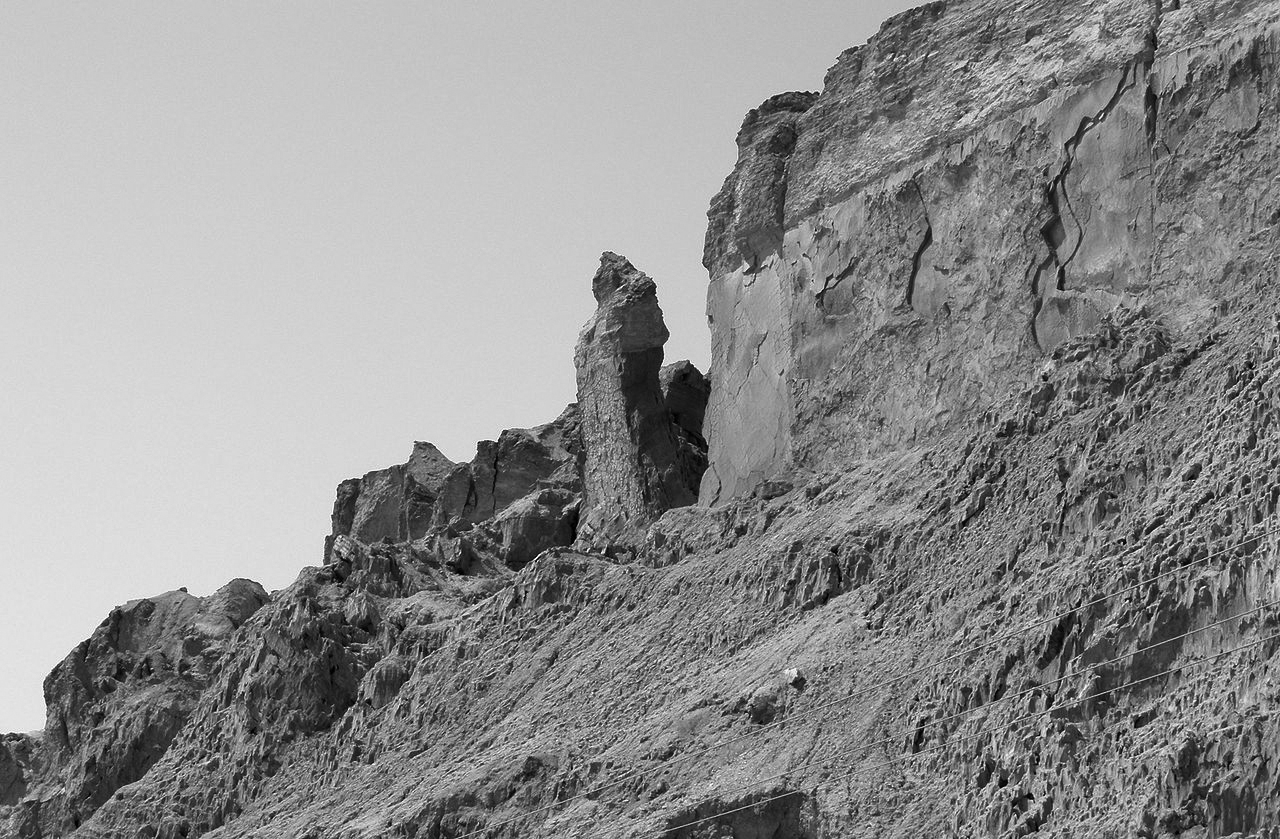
<box><xmin>657</xmin><ymin>630</ymin><xmax>1280</xmax><ymax>837</ymax></box>
<box><xmin>451</xmin><ymin>523</ymin><xmax>1276</xmax><ymax>838</ymax></box>
<box><xmin>655</xmin><ymin>600</ymin><xmax>1278</xmax><ymax>834</ymax></box>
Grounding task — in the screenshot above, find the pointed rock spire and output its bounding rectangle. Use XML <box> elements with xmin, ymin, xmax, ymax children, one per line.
<box><xmin>573</xmin><ymin>253</ymin><xmax>707</xmax><ymax>553</ymax></box>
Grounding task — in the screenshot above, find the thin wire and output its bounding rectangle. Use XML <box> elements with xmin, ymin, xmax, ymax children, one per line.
<box><xmin>658</xmin><ymin>630</ymin><xmax>1280</xmax><ymax>837</ymax></box>
<box><xmin>655</xmin><ymin>601</ymin><xmax>1277</xmax><ymax>831</ymax></box>
<box><xmin>450</xmin><ymin>523</ymin><xmax>1276</xmax><ymax>839</ymax></box>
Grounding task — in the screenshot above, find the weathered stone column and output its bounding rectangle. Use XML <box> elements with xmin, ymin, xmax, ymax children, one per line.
<box><xmin>574</xmin><ymin>252</ymin><xmax>701</xmax><ymax>551</ymax></box>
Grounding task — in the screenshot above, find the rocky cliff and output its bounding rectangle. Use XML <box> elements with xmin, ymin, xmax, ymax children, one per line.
<box><xmin>7</xmin><ymin>1</ymin><xmax>1280</xmax><ymax>837</ymax></box>
<box><xmin>701</xmin><ymin>0</ymin><xmax>1280</xmax><ymax>506</ymax></box>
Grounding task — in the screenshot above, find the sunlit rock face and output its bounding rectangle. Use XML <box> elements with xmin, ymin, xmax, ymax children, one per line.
<box><xmin>701</xmin><ymin>0</ymin><xmax>1280</xmax><ymax>503</ymax></box>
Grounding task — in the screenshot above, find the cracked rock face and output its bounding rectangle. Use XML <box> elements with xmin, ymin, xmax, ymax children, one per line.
<box><xmin>701</xmin><ymin>0</ymin><xmax>1280</xmax><ymax>503</ymax></box>
<box><xmin>574</xmin><ymin>253</ymin><xmax>707</xmax><ymax>551</ymax></box>
<box><xmin>325</xmin><ymin>442</ymin><xmax>456</xmax><ymax>554</ymax></box>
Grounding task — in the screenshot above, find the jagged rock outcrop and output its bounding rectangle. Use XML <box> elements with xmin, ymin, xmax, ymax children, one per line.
<box><xmin>325</xmin><ymin>406</ymin><xmax>584</xmax><ymax>570</ymax></box>
<box><xmin>9</xmin><ymin>2</ymin><xmax>1280</xmax><ymax>838</ymax></box>
<box><xmin>2</xmin><ymin>580</ymin><xmax>268</xmax><ymax>837</ymax></box>
<box><xmin>447</xmin><ymin>406</ymin><xmax>583</xmax><ymax>524</ymax></box>
<box><xmin>573</xmin><ymin>253</ymin><xmax>707</xmax><ymax>551</ymax></box>
<box><xmin>325</xmin><ymin>442</ymin><xmax>455</xmax><ymax>555</ymax></box>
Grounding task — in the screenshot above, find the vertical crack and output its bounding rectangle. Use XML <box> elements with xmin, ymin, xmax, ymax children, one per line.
<box><xmin>1145</xmin><ymin>2</ymin><xmax>1165</xmax><ymax>286</ymax></box>
<box><xmin>904</xmin><ymin>177</ymin><xmax>935</xmax><ymax>311</ymax></box>
<box><xmin>488</xmin><ymin>450</ymin><xmax>501</xmax><ymax>518</ymax></box>
<box><xmin>1049</xmin><ymin>66</ymin><xmax>1136</xmax><ymax>274</ymax></box>
<box><xmin>1144</xmin><ymin>1</ymin><xmax>1165</xmax><ymax>148</ymax></box>
<box><xmin>1031</xmin><ymin>64</ymin><xmax>1139</xmax><ymax>348</ymax></box>
<box><xmin>815</xmin><ymin>255</ymin><xmax>861</xmax><ymax>311</ymax></box>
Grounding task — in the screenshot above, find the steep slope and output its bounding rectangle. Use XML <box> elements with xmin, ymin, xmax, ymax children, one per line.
<box><xmin>6</xmin><ymin>1</ymin><xmax>1280</xmax><ymax>837</ymax></box>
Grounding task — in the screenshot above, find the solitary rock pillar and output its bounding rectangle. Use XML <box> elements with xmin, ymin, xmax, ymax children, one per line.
<box><xmin>573</xmin><ymin>252</ymin><xmax>702</xmax><ymax>552</ymax></box>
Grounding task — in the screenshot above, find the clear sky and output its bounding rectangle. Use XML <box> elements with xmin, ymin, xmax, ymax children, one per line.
<box><xmin>0</xmin><ymin>1</ymin><xmax>916</xmax><ymax>733</ymax></box>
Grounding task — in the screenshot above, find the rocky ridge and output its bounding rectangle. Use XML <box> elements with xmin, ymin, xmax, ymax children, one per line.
<box><xmin>6</xmin><ymin>0</ymin><xmax>1280</xmax><ymax>837</ymax></box>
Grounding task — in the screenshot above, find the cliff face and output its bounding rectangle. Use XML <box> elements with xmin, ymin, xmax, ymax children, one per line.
<box><xmin>0</xmin><ymin>257</ymin><xmax>709</xmax><ymax>839</ymax></box>
<box><xmin>701</xmin><ymin>0</ymin><xmax>1280</xmax><ymax>504</ymax></box>
<box><xmin>7</xmin><ymin>2</ymin><xmax>1280</xmax><ymax>838</ymax></box>
<box><xmin>326</xmin><ymin>408</ymin><xmax>585</xmax><ymax>572</ymax></box>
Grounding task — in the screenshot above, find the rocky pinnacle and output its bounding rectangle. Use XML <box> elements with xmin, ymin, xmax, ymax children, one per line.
<box><xmin>573</xmin><ymin>252</ymin><xmax>701</xmax><ymax>552</ymax></box>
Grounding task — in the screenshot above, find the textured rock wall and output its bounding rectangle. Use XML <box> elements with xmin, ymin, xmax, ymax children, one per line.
<box><xmin>0</xmin><ymin>258</ymin><xmax>711</xmax><ymax>838</ymax></box>
<box><xmin>2</xmin><ymin>580</ymin><xmax>268</xmax><ymax>838</ymax></box>
<box><xmin>52</xmin><ymin>301</ymin><xmax>1280</xmax><ymax>839</ymax></box>
<box><xmin>701</xmin><ymin>0</ymin><xmax>1280</xmax><ymax>503</ymax></box>
<box><xmin>326</xmin><ymin>442</ymin><xmax>455</xmax><ymax>554</ymax></box>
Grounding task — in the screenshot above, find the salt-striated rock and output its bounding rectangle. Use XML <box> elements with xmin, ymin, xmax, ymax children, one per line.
<box><xmin>573</xmin><ymin>253</ymin><xmax>705</xmax><ymax>551</ymax></box>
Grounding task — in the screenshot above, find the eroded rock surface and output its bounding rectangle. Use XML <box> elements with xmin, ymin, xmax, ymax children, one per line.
<box><xmin>2</xmin><ymin>580</ymin><xmax>268</xmax><ymax>838</ymax></box>
<box><xmin>574</xmin><ymin>253</ymin><xmax>707</xmax><ymax>551</ymax></box>
<box><xmin>326</xmin><ymin>406</ymin><xmax>583</xmax><ymax>571</ymax></box>
<box><xmin>325</xmin><ymin>442</ymin><xmax>455</xmax><ymax>555</ymax></box>
<box><xmin>702</xmin><ymin>0</ymin><xmax>1280</xmax><ymax>504</ymax></box>
<box><xmin>8</xmin><ymin>2</ymin><xmax>1280</xmax><ymax>838</ymax></box>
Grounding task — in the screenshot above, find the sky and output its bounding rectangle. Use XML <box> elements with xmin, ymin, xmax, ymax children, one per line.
<box><xmin>0</xmin><ymin>1</ymin><xmax>916</xmax><ymax>733</ymax></box>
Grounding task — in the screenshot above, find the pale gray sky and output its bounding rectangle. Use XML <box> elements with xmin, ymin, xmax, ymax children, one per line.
<box><xmin>0</xmin><ymin>1</ymin><xmax>915</xmax><ymax>732</ymax></box>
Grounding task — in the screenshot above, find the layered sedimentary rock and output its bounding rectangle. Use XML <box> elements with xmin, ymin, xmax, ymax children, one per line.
<box><xmin>9</xmin><ymin>2</ymin><xmax>1280</xmax><ymax>838</ymax></box>
<box><xmin>574</xmin><ymin>253</ymin><xmax>707</xmax><ymax>550</ymax></box>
